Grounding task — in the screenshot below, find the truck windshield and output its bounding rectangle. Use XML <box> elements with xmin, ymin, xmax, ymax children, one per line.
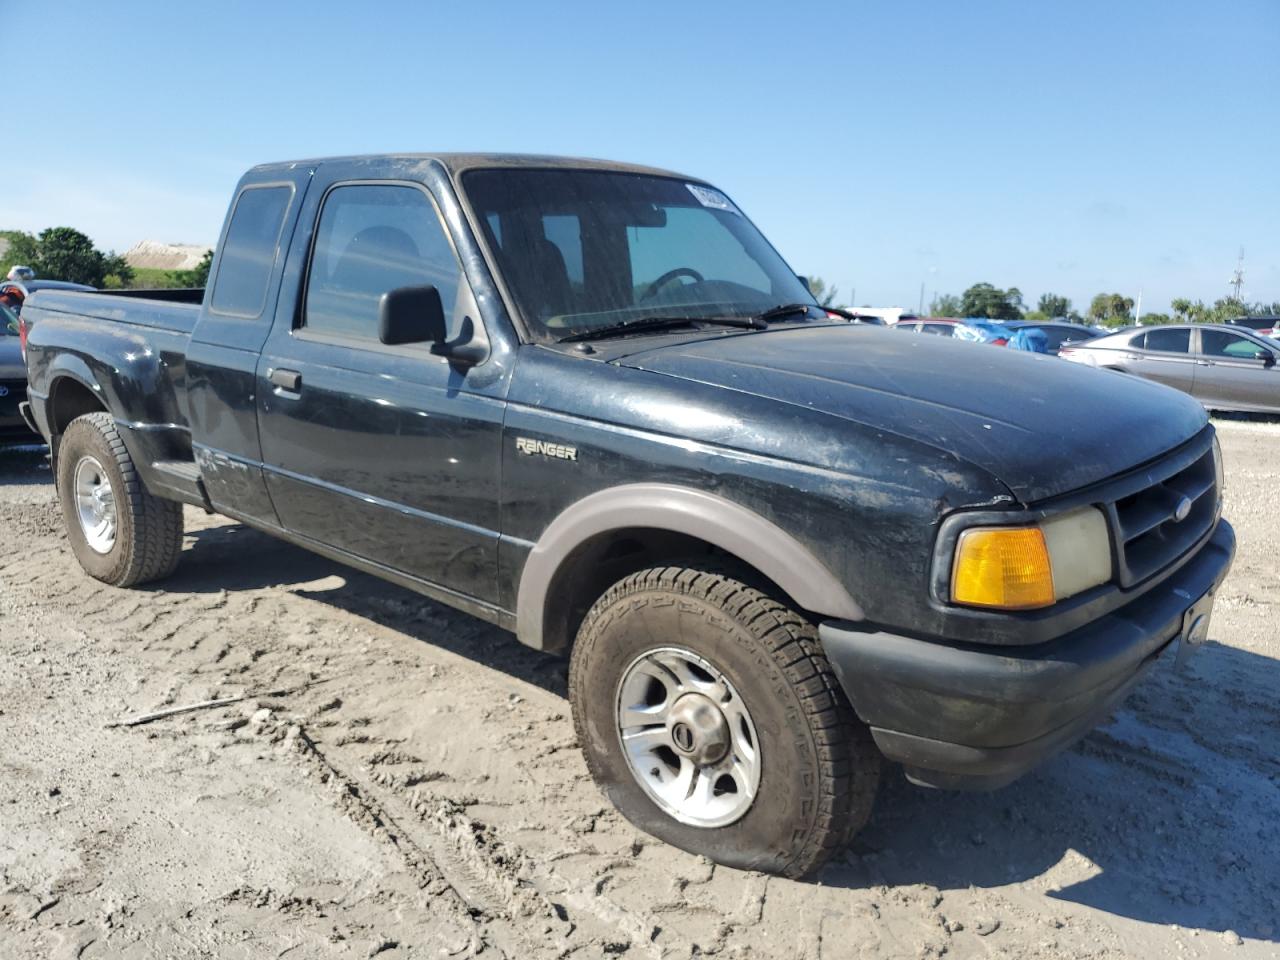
<box><xmin>463</xmin><ymin>169</ymin><xmax>817</xmax><ymax>342</ymax></box>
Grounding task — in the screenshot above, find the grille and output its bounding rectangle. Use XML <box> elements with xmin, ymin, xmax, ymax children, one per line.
<box><xmin>1108</xmin><ymin>443</ymin><xmax>1217</xmax><ymax>587</ymax></box>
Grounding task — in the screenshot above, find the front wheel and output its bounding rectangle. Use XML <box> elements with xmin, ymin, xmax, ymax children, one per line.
<box><xmin>569</xmin><ymin>564</ymin><xmax>880</xmax><ymax>878</ymax></box>
<box><xmin>57</xmin><ymin>412</ymin><xmax>184</xmax><ymax>587</ymax></box>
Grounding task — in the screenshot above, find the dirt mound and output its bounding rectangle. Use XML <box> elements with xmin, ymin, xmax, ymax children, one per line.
<box><xmin>123</xmin><ymin>240</ymin><xmax>211</xmax><ymax>270</ymax></box>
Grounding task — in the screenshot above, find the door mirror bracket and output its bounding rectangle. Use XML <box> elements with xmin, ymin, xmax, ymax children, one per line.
<box><xmin>431</xmin><ymin>316</ymin><xmax>488</xmax><ymax>367</ymax></box>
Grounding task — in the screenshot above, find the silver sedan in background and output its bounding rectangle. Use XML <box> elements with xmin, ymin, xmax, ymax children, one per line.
<box><xmin>1060</xmin><ymin>323</ymin><xmax>1280</xmax><ymax>414</ymax></box>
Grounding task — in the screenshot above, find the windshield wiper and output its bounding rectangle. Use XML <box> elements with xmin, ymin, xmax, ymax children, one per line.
<box><xmin>754</xmin><ymin>302</ymin><xmax>847</xmax><ymax>323</ymax></box>
<box><xmin>559</xmin><ymin>315</ymin><xmax>766</xmax><ymax>344</ymax></box>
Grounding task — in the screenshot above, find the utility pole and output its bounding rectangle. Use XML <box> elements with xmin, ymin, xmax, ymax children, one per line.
<box><xmin>918</xmin><ymin>282</ymin><xmax>925</xmax><ymax>315</ymax></box>
<box><xmin>1229</xmin><ymin>248</ymin><xmax>1245</xmax><ymax>301</ymax></box>
<box><xmin>1135</xmin><ymin>289</ymin><xmax>1142</xmax><ymax>326</ymax></box>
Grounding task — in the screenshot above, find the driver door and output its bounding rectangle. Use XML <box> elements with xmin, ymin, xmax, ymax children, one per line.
<box><xmin>1193</xmin><ymin>328</ymin><xmax>1280</xmax><ymax>411</ymax></box>
<box><xmin>256</xmin><ymin>163</ymin><xmax>506</xmax><ymax>604</ymax></box>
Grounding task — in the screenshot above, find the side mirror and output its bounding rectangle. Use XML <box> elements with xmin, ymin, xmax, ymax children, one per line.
<box><xmin>797</xmin><ymin>275</ymin><xmax>812</xmax><ymax>294</ymax></box>
<box><xmin>379</xmin><ymin>285</ymin><xmax>447</xmax><ymax>346</ymax></box>
<box><xmin>1256</xmin><ymin>350</ymin><xmax>1276</xmax><ymax>367</ymax></box>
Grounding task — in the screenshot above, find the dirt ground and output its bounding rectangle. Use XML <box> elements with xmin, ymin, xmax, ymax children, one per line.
<box><xmin>1</xmin><ymin>419</ymin><xmax>1277</xmax><ymax>960</ymax></box>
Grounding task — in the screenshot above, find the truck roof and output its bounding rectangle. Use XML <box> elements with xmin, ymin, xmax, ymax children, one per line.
<box><xmin>246</xmin><ymin>153</ymin><xmax>703</xmax><ymax>182</ymax></box>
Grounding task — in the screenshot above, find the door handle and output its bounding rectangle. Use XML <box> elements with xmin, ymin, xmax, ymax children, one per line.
<box><xmin>269</xmin><ymin>368</ymin><xmax>302</xmax><ymax>391</ymax></box>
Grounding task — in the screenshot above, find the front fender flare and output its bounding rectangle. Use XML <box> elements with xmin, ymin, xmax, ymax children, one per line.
<box><xmin>515</xmin><ymin>483</ymin><xmax>864</xmax><ymax>650</ymax></box>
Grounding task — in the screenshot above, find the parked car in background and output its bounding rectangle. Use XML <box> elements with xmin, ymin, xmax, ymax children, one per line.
<box><xmin>893</xmin><ymin>317</ymin><xmax>961</xmax><ymax>337</ymax></box>
<box><xmin>1061</xmin><ymin>323</ymin><xmax>1280</xmax><ymax>414</ymax></box>
<box><xmin>893</xmin><ymin>318</ymin><xmax>1017</xmax><ymax>344</ymax></box>
<box><xmin>1224</xmin><ymin>315</ymin><xmax>1279</xmax><ymax>339</ymax></box>
<box><xmin>952</xmin><ymin>319</ymin><xmax>1015</xmax><ymax>346</ymax></box>
<box><xmin>1</xmin><ymin>301</ymin><xmax>35</xmax><ymax>440</ymax></box>
<box><xmin>1</xmin><ymin>278</ymin><xmax>97</xmax><ymax>442</ymax></box>
<box><xmin>1005</xmin><ymin>321</ymin><xmax>1102</xmax><ymax>355</ymax></box>
<box><xmin>0</xmin><ymin>278</ymin><xmax>97</xmax><ymax>316</ymax></box>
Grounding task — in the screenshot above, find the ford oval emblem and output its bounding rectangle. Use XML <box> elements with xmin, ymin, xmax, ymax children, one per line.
<box><xmin>1173</xmin><ymin>496</ymin><xmax>1193</xmax><ymax>523</ymax></box>
<box><xmin>0</xmin><ymin>385</ymin><xmax>8</xmax><ymax>398</ymax></box>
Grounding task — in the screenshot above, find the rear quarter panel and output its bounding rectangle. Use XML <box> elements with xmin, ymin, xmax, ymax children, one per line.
<box><xmin>24</xmin><ymin>294</ymin><xmax>197</xmax><ymax>465</ymax></box>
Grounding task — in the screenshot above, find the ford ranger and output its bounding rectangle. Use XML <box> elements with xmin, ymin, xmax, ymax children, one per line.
<box><xmin>20</xmin><ymin>154</ymin><xmax>1235</xmax><ymax>877</ymax></box>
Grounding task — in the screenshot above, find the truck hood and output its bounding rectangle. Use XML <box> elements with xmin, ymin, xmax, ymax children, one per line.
<box><xmin>616</xmin><ymin>325</ymin><xmax>1208</xmax><ymax>503</ymax></box>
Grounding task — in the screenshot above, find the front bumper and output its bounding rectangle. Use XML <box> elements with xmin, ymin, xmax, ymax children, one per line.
<box><xmin>820</xmin><ymin>518</ymin><xmax>1235</xmax><ymax>790</ymax></box>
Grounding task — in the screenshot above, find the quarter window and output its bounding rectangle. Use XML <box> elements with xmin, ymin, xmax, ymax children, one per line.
<box><xmin>210</xmin><ymin>185</ymin><xmax>293</xmax><ymax>318</ymax></box>
<box><xmin>1143</xmin><ymin>328</ymin><xmax>1190</xmax><ymax>353</ymax></box>
<box><xmin>304</xmin><ymin>184</ymin><xmax>462</xmax><ymax>340</ymax></box>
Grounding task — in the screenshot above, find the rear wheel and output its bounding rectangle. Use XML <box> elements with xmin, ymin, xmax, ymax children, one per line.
<box><xmin>569</xmin><ymin>564</ymin><xmax>880</xmax><ymax>878</ymax></box>
<box><xmin>57</xmin><ymin>412</ymin><xmax>184</xmax><ymax>587</ymax></box>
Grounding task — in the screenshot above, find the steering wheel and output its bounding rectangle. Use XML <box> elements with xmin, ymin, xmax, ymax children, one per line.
<box><xmin>642</xmin><ymin>267</ymin><xmax>704</xmax><ymax>301</ymax></box>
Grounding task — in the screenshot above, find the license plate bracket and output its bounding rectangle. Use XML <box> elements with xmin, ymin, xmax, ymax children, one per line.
<box><xmin>1173</xmin><ymin>590</ymin><xmax>1215</xmax><ymax>673</ymax></box>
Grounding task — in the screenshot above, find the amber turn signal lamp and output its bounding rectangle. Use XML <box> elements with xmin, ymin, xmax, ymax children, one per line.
<box><xmin>951</xmin><ymin>526</ymin><xmax>1055</xmax><ymax>610</ymax></box>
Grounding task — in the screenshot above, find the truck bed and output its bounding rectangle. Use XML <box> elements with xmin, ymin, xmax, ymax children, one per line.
<box><xmin>23</xmin><ymin>288</ymin><xmax>203</xmax><ymax>336</ymax></box>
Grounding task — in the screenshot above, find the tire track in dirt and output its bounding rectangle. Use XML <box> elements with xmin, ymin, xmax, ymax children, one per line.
<box><xmin>6</xmin><ymin>423</ymin><xmax>1280</xmax><ymax>958</ymax></box>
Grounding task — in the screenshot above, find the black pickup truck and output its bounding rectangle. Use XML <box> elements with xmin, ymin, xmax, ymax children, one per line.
<box><xmin>21</xmin><ymin>154</ymin><xmax>1234</xmax><ymax>877</ymax></box>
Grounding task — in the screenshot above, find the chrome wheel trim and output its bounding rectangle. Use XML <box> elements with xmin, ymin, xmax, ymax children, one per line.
<box><xmin>615</xmin><ymin>646</ymin><xmax>761</xmax><ymax>828</ymax></box>
<box><xmin>73</xmin><ymin>455</ymin><xmax>117</xmax><ymax>555</ymax></box>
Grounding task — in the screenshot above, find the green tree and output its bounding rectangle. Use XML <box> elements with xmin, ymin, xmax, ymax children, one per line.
<box><xmin>806</xmin><ymin>275</ymin><xmax>839</xmax><ymax>307</ymax></box>
<box><xmin>1170</xmin><ymin>297</ymin><xmax>1194</xmax><ymax>322</ymax></box>
<box><xmin>1140</xmin><ymin>312</ymin><xmax>1174</xmax><ymax>325</ymax></box>
<box><xmin>1088</xmin><ymin>292</ymin><xmax>1135</xmax><ymax>327</ymax></box>
<box><xmin>958</xmin><ymin>282</ymin><xmax>1023</xmax><ymax>320</ymax></box>
<box><xmin>172</xmin><ymin>249</ymin><xmax>213</xmax><ymax>288</ymax></box>
<box><xmin>32</xmin><ymin>227</ymin><xmax>109</xmax><ymax>286</ymax></box>
<box><xmin>0</xmin><ymin>230</ymin><xmax>39</xmax><ymax>279</ymax></box>
<box><xmin>928</xmin><ymin>292</ymin><xmax>962</xmax><ymax>316</ymax></box>
<box><xmin>1208</xmin><ymin>297</ymin><xmax>1248</xmax><ymax>323</ymax></box>
<box><xmin>102</xmin><ymin>251</ymin><xmax>135</xmax><ymax>288</ymax></box>
<box><xmin>1036</xmin><ymin>293</ymin><xmax>1072</xmax><ymax>318</ymax></box>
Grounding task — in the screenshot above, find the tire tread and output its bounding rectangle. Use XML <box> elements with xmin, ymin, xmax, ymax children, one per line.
<box><xmin>570</xmin><ymin>561</ymin><xmax>880</xmax><ymax>878</ymax></box>
<box><xmin>59</xmin><ymin>412</ymin><xmax>183</xmax><ymax>587</ymax></box>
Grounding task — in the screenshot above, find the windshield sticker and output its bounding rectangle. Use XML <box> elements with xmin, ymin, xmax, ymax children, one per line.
<box><xmin>686</xmin><ymin>184</ymin><xmax>739</xmax><ymax>214</ymax></box>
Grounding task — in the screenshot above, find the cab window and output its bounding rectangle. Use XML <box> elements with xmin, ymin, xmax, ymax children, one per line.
<box><xmin>1143</xmin><ymin>328</ymin><xmax>1190</xmax><ymax>353</ymax></box>
<box><xmin>1201</xmin><ymin>329</ymin><xmax>1268</xmax><ymax>360</ymax></box>
<box><xmin>304</xmin><ymin>184</ymin><xmax>462</xmax><ymax>340</ymax></box>
<box><xmin>210</xmin><ymin>185</ymin><xmax>293</xmax><ymax>318</ymax></box>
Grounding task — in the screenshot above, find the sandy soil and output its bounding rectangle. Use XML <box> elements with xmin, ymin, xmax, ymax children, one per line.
<box><xmin>1</xmin><ymin>422</ymin><xmax>1277</xmax><ymax>959</ymax></box>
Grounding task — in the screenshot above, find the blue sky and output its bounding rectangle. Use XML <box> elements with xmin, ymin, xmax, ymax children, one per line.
<box><xmin>5</xmin><ymin>0</ymin><xmax>1277</xmax><ymax>314</ymax></box>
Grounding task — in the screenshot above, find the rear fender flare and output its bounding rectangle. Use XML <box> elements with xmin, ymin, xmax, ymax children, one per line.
<box><xmin>44</xmin><ymin>356</ymin><xmax>105</xmax><ymax>413</ymax></box>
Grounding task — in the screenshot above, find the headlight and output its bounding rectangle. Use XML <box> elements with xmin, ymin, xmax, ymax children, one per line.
<box><xmin>950</xmin><ymin>507</ymin><xmax>1111</xmax><ymax>611</ymax></box>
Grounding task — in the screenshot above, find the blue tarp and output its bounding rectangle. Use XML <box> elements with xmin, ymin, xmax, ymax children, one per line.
<box><xmin>1008</xmin><ymin>326</ymin><xmax>1051</xmax><ymax>352</ymax></box>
